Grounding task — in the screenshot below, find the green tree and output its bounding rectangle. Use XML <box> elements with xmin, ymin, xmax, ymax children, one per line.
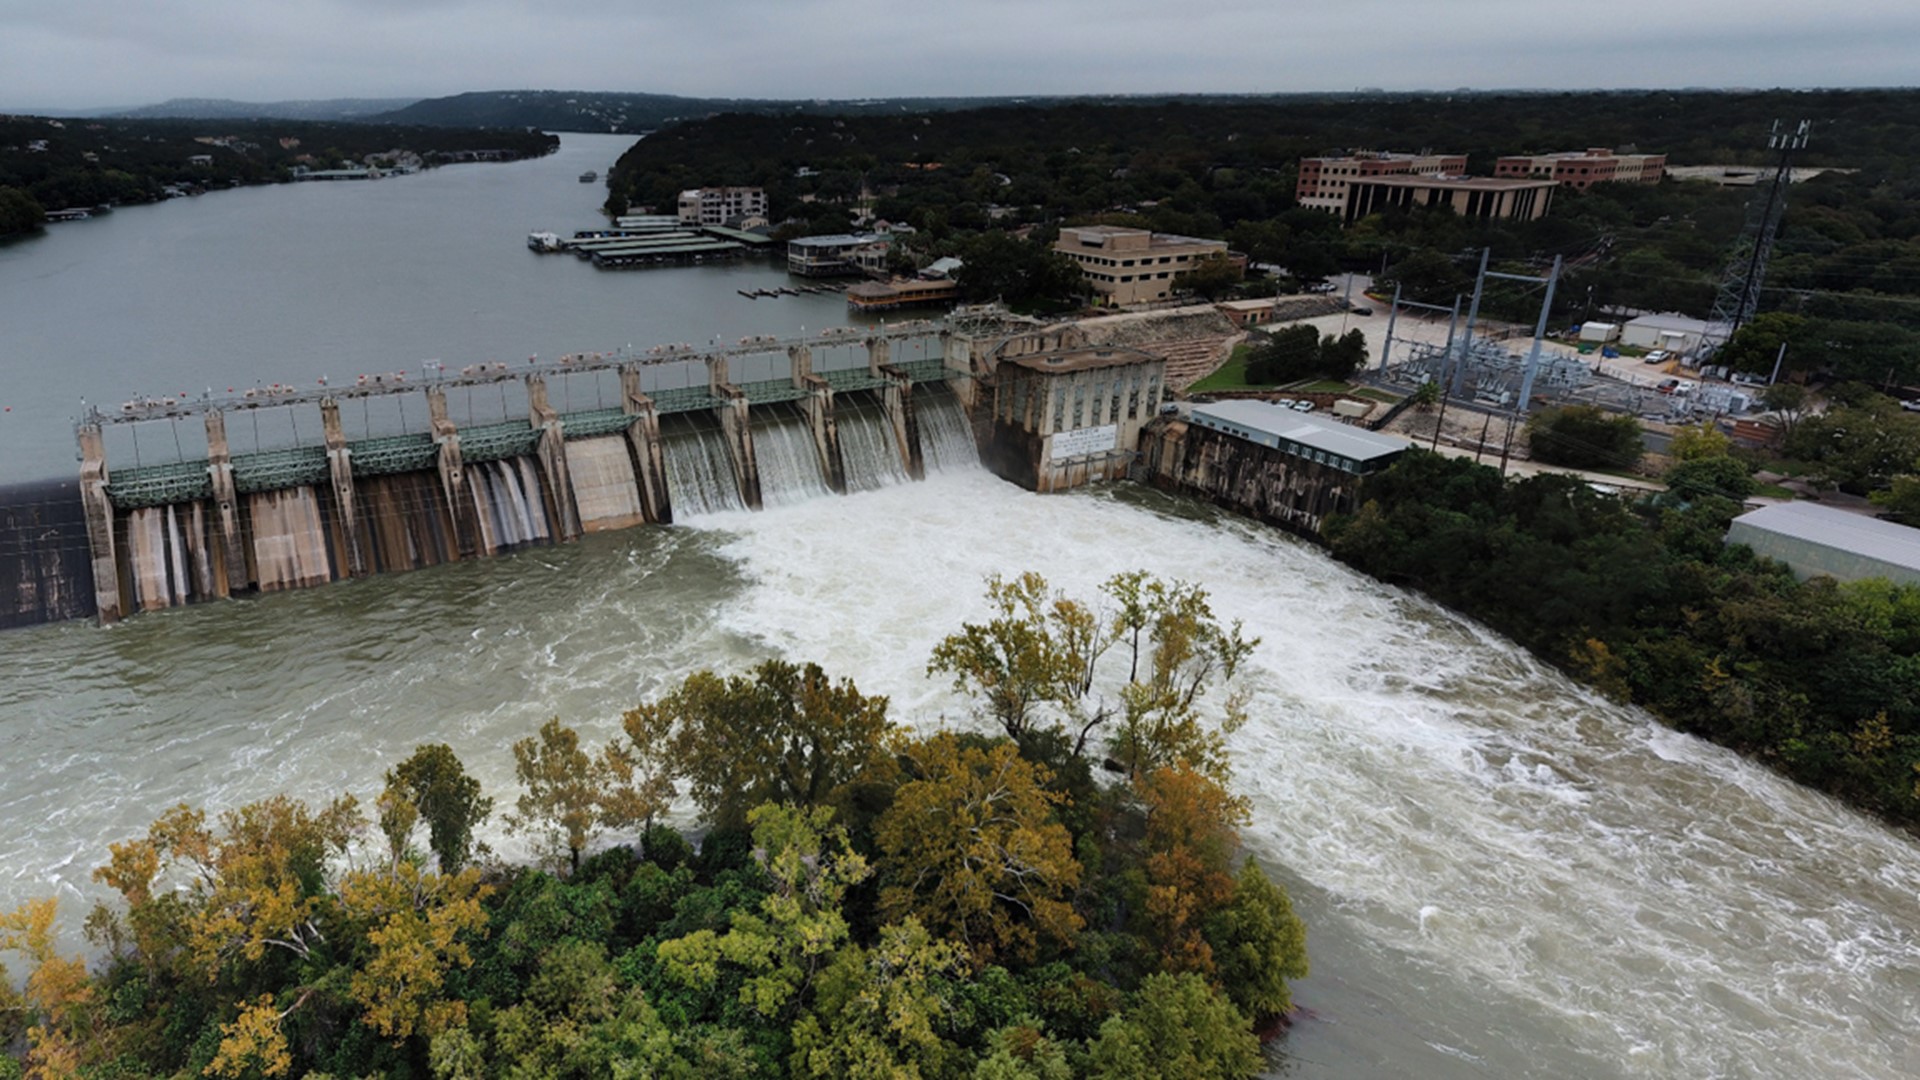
<box><xmin>1244</xmin><ymin>324</ymin><xmax>1320</xmax><ymax>385</ymax></box>
<box><xmin>662</xmin><ymin>660</ymin><xmax>898</xmax><ymax>830</ymax></box>
<box><xmin>508</xmin><ymin>718</ymin><xmax>630</xmax><ymax>874</ymax></box>
<box><xmin>876</xmin><ymin>734</ymin><xmax>1083</xmax><ymax>964</ymax></box>
<box><xmin>1761</xmin><ymin>382</ymin><xmax>1811</xmax><ymax>441</ymax></box>
<box><xmin>1668</xmin><ymin>422</ymin><xmax>1733</xmax><ymax>462</ymax></box>
<box><xmin>1082</xmin><ymin>973</ymin><xmax>1261</xmax><ymax>1080</ymax></box>
<box><xmin>788</xmin><ymin>919</ymin><xmax>970</xmax><ymax>1080</ymax></box>
<box><xmin>1175</xmin><ymin>254</ymin><xmax>1244</xmax><ymax>301</ymax></box>
<box><xmin>385</xmin><ymin>744</ymin><xmax>493</xmax><ymax>872</ymax></box>
<box><xmin>1204</xmin><ymin>860</ymin><xmax>1309</xmax><ymax>1019</ymax></box>
<box><xmin>1664</xmin><ymin>455</ymin><xmax>1757</xmax><ymax>502</ymax></box>
<box><xmin>657</xmin><ymin>804</ymin><xmax>870</xmax><ymax>1020</ymax></box>
<box><xmin>1525</xmin><ymin>405</ymin><xmax>1644</xmax><ymax>470</ymax></box>
<box><xmin>929</xmin><ymin>572</ymin><xmax>1104</xmax><ymax>749</ymax></box>
<box><xmin>1718</xmin><ymin>312</ymin><xmax>1808</xmax><ymax>374</ymax></box>
<box><xmin>1105</xmin><ymin>573</ymin><xmax>1256</xmax><ymax>783</ymax></box>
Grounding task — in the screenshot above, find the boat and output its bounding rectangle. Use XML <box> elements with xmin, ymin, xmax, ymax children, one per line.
<box><xmin>578</xmin><ymin>170</ymin><xmax>598</xmax><ymax>183</ymax></box>
<box><xmin>526</xmin><ymin>231</ymin><xmax>564</xmax><ymax>253</ymax></box>
<box><xmin>737</xmin><ymin>289</ymin><xmax>758</xmax><ymax>299</ymax></box>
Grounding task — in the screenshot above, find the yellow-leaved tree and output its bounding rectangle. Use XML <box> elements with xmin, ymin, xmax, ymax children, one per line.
<box><xmin>875</xmin><ymin>733</ymin><xmax>1083</xmax><ymax>964</ymax></box>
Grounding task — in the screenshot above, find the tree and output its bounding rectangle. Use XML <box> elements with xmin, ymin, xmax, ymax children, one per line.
<box><xmin>1175</xmin><ymin>254</ymin><xmax>1243</xmax><ymax>301</ymax></box>
<box><xmin>1082</xmin><ymin>973</ymin><xmax>1261</xmax><ymax>1080</ymax></box>
<box><xmin>338</xmin><ymin>859</ymin><xmax>491</xmax><ymax>1039</ymax></box>
<box><xmin>1318</xmin><ymin>328</ymin><xmax>1369</xmax><ymax>381</ymax></box>
<box><xmin>661</xmin><ymin>660</ymin><xmax>898</xmax><ymax>830</ymax></box>
<box><xmin>508</xmin><ymin>718</ymin><xmax>629</xmax><ymax>873</ymax></box>
<box><xmin>1664</xmin><ymin>455</ymin><xmax>1757</xmax><ymax>502</ymax></box>
<box><xmin>1</xmin><ymin>898</ymin><xmax>96</xmax><ymax>1076</ymax></box>
<box><xmin>1871</xmin><ymin>471</ymin><xmax>1920</xmax><ymax>526</ymax></box>
<box><xmin>657</xmin><ymin>804</ymin><xmax>870</xmax><ymax>1020</ymax></box>
<box><xmin>1718</xmin><ymin>312</ymin><xmax>1808</xmax><ymax>374</ymax></box>
<box><xmin>929</xmin><ymin>572</ymin><xmax>1104</xmax><ymax>749</ymax></box>
<box><xmin>1138</xmin><ymin>766</ymin><xmax>1247</xmax><ymax>975</ymax></box>
<box><xmin>94</xmin><ymin>796</ymin><xmax>362</xmax><ymax>978</ymax></box>
<box><xmin>1244</xmin><ymin>324</ymin><xmax>1320</xmax><ymax>385</ymax></box>
<box><xmin>1204</xmin><ymin>860</ymin><xmax>1309</xmax><ymax>1019</ymax></box>
<box><xmin>1668</xmin><ymin>422</ymin><xmax>1733</xmax><ymax>462</ymax></box>
<box><xmin>385</xmin><ymin>744</ymin><xmax>493</xmax><ymax>872</ymax></box>
<box><xmin>1105</xmin><ymin>573</ymin><xmax>1256</xmax><ymax>783</ymax></box>
<box><xmin>604</xmin><ymin>700</ymin><xmax>682</xmax><ymax>840</ymax></box>
<box><xmin>788</xmin><ymin>919</ymin><xmax>971</xmax><ymax>1080</ymax></box>
<box><xmin>1760</xmin><ymin>382</ymin><xmax>1810</xmax><ymax>441</ymax></box>
<box><xmin>876</xmin><ymin>734</ymin><xmax>1083</xmax><ymax>963</ymax></box>
<box><xmin>1525</xmin><ymin>405</ymin><xmax>1645</xmax><ymax>470</ymax></box>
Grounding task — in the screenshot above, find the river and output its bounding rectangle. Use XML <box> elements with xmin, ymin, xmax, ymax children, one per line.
<box><xmin>2</xmin><ymin>134</ymin><xmax>1918</xmax><ymax>1079</ymax></box>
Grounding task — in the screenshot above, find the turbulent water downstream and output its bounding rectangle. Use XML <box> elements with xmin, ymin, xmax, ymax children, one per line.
<box><xmin>2</xmin><ymin>473</ymin><xmax>1917</xmax><ymax>1078</ymax></box>
<box><xmin>3</xmin><ymin>132</ymin><xmax>1918</xmax><ymax>1078</ymax></box>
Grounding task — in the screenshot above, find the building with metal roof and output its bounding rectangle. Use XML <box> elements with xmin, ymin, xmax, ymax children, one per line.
<box><xmin>1188</xmin><ymin>400</ymin><xmax>1411</xmax><ymax>475</ymax></box>
<box><xmin>1726</xmin><ymin>502</ymin><xmax>1920</xmax><ymax>586</ymax></box>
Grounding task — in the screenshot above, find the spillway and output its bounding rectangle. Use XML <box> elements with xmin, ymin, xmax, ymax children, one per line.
<box><xmin>660</xmin><ymin>412</ymin><xmax>744</xmax><ymax>517</ymax></box>
<box><xmin>836</xmin><ymin>389</ymin><xmax>910</xmax><ymax>492</ymax></box>
<box><xmin>915</xmin><ymin>385</ymin><xmax>978</xmax><ymax>473</ymax></box>
<box><xmin>750</xmin><ymin>401</ymin><xmax>831</xmax><ymax>508</ymax></box>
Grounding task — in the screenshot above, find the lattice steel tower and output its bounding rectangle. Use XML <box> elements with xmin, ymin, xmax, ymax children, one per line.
<box><xmin>1701</xmin><ymin>119</ymin><xmax>1810</xmax><ymax>357</ymax></box>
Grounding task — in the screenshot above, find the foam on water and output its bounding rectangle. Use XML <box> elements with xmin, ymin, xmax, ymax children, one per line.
<box><xmin>1</xmin><ymin>469</ymin><xmax>1917</xmax><ymax>1078</ymax></box>
<box><xmin>693</xmin><ymin>471</ymin><xmax>1920</xmax><ymax>1080</ymax></box>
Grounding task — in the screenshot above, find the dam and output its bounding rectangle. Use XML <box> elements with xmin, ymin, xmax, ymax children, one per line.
<box><xmin>59</xmin><ymin>320</ymin><xmax>992</xmax><ymax>624</ymax></box>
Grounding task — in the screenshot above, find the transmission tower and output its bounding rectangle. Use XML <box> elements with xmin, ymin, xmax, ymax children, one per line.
<box><xmin>1700</xmin><ymin>119</ymin><xmax>1810</xmax><ymax>358</ymax></box>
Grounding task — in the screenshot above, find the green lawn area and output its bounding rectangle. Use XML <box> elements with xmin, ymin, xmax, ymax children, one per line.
<box><xmin>1353</xmin><ymin>388</ymin><xmax>1403</xmax><ymax>403</ymax></box>
<box><xmin>1186</xmin><ymin>344</ymin><xmax>1267</xmax><ymax>393</ymax></box>
<box><xmin>1290</xmin><ymin>379</ymin><xmax>1355</xmax><ymax>394</ymax></box>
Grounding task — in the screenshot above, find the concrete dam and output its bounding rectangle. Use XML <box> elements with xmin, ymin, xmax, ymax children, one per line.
<box><xmin>18</xmin><ymin>320</ymin><xmax>993</xmax><ymax>626</ymax></box>
<box><xmin>3</xmin><ymin>309</ymin><xmax>1394</xmax><ymax>629</ymax></box>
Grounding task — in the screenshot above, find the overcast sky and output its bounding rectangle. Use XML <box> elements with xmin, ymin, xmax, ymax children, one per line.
<box><xmin>3</xmin><ymin>0</ymin><xmax>1914</xmax><ymax>112</ymax></box>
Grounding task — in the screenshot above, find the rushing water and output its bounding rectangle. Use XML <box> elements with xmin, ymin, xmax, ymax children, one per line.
<box><xmin>3</xmin><ymin>476</ymin><xmax>1918</xmax><ymax>1078</ymax></box>
<box><xmin>3</xmin><ymin>133</ymin><xmax>1918</xmax><ymax>1080</ymax></box>
<box><xmin>837</xmin><ymin>390</ymin><xmax>911</xmax><ymax>491</ymax></box>
<box><xmin>751</xmin><ymin>402</ymin><xmax>832</xmax><ymax>508</ymax></box>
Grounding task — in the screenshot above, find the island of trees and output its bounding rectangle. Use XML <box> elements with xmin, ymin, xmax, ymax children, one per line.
<box><xmin>0</xmin><ymin>573</ymin><xmax>1308</xmax><ymax>1079</ymax></box>
<box><xmin>0</xmin><ymin>117</ymin><xmax>559</xmax><ymax>238</ymax></box>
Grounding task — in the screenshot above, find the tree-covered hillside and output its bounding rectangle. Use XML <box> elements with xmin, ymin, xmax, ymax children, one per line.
<box><xmin>0</xmin><ymin>116</ymin><xmax>557</xmax><ymax>235</ymax></box>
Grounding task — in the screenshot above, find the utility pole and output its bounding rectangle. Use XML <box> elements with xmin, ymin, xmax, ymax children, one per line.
<box><xmin>1768</xmin><ymin>341</ymin><xmax>1787</xmax><ymax>386</ymax></box>
<box><xmin>1379</xmin><ymin>283</ymin><xmax>1403</xmax><ymax>373</ymax></box>
<box><xmin>1453</xmin><ymin>248</ymin><xmax>1491</xmax><ymax>398</ymax></box>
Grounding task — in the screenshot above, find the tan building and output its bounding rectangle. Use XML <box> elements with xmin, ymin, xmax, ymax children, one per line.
<box><xmin>676</xmin><ymin>186</ymin><xmax>768</xmax><ymax>225</ymax></box>
<box><xmin>982</xmin><ymin>345</ymin><xmax>1165</xmax><ymax>493</ymax></box>
<box><xmin>1297</xmin><ymin>151</ymin><xmax>1468</xmax><ymax>214</ymax></box>
<box><xmin>1342</xmin><ymin>176</ymin><xmax>1557</xmax><ymax>225</ymax></box>
<box><xmin>1053</xmin><ymin>225</ymin><xmax>1232</xmax><ymax>305</ymax></box>
<box><xmin>1494</xmin><ymin>148</ymin><xmax>1666</xmax><ymax>190</ymax></box>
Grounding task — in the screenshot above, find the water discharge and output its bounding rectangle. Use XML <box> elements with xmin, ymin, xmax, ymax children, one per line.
<box><xmin>2</xmin><ymin>471</ymin><xmax>1915</xmax><ymax>1078</ymax></box>
<box><xmin>749</xmin><ymin>402</ymin><xmax>831</xmax><ymax>508</ymax></box>
<box><xmin>659</xmin><ymin>414</ymin><xmax>743</xmax><ymax>516</ymax></box>
<box><xmin>835</xmin><ymin>390</ymin><xmax>910</xmax><ymax>491</ymax></box>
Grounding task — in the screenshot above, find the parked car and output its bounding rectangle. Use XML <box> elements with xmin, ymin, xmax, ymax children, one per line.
<box><xmin>1643</xmin><ymin>349</ymin><xmax>1672</xmax><ymax>364</ymax></box>
<box><xmin>1901</xmin><ymin>398</ymin><xmax>1920</xmax><ymax>412</ymax></box>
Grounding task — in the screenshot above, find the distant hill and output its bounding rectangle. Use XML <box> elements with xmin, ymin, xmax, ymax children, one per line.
<box><xmin>110</xmin><ymin>97</ymin><xmax>422</xmax><ymax>121</ymax></box>
<box><xmin>368</xmin><ymin>90</ymin><xmax>777</xmax><ymax>132</ymax></box>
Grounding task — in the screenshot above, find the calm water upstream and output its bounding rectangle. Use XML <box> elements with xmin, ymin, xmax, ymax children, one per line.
<box><xmin>2</xmin><ymin>134</ymin><xmax>1917</xmax><ymax>1079</ymax></box>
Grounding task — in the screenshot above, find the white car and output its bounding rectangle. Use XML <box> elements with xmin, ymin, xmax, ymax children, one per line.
<box><xmin>1643</xmin><ymin>349</ymin><xmax>1672</xmax><ymax>364</ymax></box>
<box><xmin>1901</xmin><ymin>398</ymin><xmax>1920</xmax><ymax>413</ymax></box>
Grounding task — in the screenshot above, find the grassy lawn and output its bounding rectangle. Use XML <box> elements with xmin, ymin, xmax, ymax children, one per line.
<box><xmin>1290</xmin><ymin>379</ymin><xmax>1355</xmax><ymax>394</ymax></box>
<box><xmin>1353</xmin><ymin>388</ymin><xmax>1403</xmax><ymax>403</ymax></box>
<box><xmin>1186</xmin><ymin>344</ymin><xmax>1267</xmax><ymax>393</ymax></box>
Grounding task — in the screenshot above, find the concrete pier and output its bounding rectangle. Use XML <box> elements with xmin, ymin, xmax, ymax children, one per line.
<box><xmin>204</xmin><ymin>410</ymin><xmax>245</xmax><ymax>596</ymax></box>
<box><xmin>427</xmin><ymin>386</ymin><xmax>474</xmax><ymax>558</ymax></box>
<box><xmin>526</xmin><ymin>375</ymin><xmax>583</xmax><ymax>541</ymax></box>
<box><xmin>320</xmin><ymin>399</ymin><xmax>365</xmax><ymax>577</ymax></box>
<box><xmin>77</xmin><ymin>425</ymin><xmax>121</xmax><ymax>624</ymax></box>
<box><xmin>620</xmin><ymin>364</ymin><xmax>674</xmax><ymax>525</ymax></box>
<box><xmin>791</xmin><ymin>345</ymin><xmax>847</xmax><ymax>493</ymax></box>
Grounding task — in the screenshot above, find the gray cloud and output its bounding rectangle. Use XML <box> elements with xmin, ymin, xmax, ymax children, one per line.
<box><xmin>2</xmin><ymin>0</ymin><xmax>1914</xmax><ymax>112</ymax></box>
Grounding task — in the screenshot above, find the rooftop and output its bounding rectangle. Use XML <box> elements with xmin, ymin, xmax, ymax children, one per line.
<box><xmin>1730</xmin><ymin>503</ymin><xmax>1920</xmax><ymax>576</ymax></box>
<box><xmin>1191</xmin><ymin>400</ymin><xmax>1412</xmax><ymax>463</ymax></box>
<box><xmin>1351</xmin><ymin>175</ymin><xmax>1559</xmax><ymax>192</ymax></box>
<box><xmin>789</xmin><ymin>233</ymin><xmax>886</xmax><ymax>248</ymax></box>
<box><xmin>1004</xmin><ymin>346</ymin><xmax>1162</xmax><ymax>375</ymax></box>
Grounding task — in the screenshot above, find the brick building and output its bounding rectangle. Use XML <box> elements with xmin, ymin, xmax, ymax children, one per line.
<box><xmin>1494</xmin><ymin>149</ymin><xmax>1666</xmax><ymax>190</ymax></box>
<box><xmin>1296</xmin><ymin>151</ymin><xmax>1468</xmax><ymax>214</ymax></box>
